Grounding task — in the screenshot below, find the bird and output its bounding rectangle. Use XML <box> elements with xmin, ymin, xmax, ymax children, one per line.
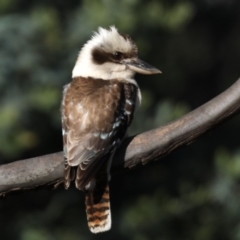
<box><xmin>61</xmin><ymin>26</ymin><xmax>161</xmax><ymax>233</ymax></box>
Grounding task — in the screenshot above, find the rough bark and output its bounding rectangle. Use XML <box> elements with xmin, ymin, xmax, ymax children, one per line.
<box><xmin>1</xmin><ymin>78</ymin><xmax>240</xmax><ymax>196</ymax></box>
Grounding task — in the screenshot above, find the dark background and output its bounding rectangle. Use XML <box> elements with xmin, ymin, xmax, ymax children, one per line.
<box><xmin>1</xmin><ymin>0</ymin><xmax>240</xmax><ymax>239</ymax></box>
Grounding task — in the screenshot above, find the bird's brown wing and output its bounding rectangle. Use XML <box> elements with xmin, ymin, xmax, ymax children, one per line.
<box><xmin>62</xmin><ymin>77</ymin><xmax>137</xmax><ymax>189</ymax></box>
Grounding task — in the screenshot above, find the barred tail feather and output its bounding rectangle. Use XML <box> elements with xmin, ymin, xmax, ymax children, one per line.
<box><xmin>85</xmin><ymin>184</ymin><xmax>111</xmax><ymax>233</ymax></box>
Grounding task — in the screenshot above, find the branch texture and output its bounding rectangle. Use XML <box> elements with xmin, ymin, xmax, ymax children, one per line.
<box><xmin>1</xmin><ymin>78</ymin><xmax>240</xmax><ymax>196</ymax></box>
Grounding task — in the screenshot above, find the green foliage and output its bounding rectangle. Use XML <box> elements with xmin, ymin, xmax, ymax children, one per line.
<box><xmin>1</xmin><ymin>0</ymin><xmax>240</xmax><ymax>239</ymax></box>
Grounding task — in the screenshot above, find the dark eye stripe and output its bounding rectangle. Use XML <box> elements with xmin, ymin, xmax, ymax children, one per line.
<box><xmin>92</xmin><ymin>47</ymin><xmax>137</xmax><ymax>65</ymax></box>
<box><xmin>92</xmin><ymin>48</ymin><xmax>110</xmax><ymax>65</ymax></box>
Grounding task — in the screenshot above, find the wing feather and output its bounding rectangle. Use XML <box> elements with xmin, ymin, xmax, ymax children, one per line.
<box><xmin>62</xmin><ymin>77</ymin><xmax>137</xmax><ymax>188</ymax></box>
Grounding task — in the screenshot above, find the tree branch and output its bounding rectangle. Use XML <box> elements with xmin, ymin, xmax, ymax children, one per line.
<box><xmin>1</xmin><ymin>78</ymin><xmax>240</xmax><ymax>196</ymax></box>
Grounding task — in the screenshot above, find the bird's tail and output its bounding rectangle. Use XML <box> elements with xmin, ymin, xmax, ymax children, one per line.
<box><xmin>85</xmin><ymin>181</ymin><xmax>111</xmax><ymax>233</ymax></box>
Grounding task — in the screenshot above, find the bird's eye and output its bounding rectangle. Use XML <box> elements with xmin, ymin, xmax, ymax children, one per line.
<box><xmin>113</xmin><ymin>51</ymin><xmax>123</xmax><ymax>60</ymax></box>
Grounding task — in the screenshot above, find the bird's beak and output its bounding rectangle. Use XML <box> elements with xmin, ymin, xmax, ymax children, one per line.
<box><xmin>122</xmin><ymin>58</ymin><xmax>161</xmax><ymax>75</ymax></box>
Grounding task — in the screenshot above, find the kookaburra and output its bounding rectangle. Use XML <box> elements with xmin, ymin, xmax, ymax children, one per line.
<box><xmin>61</xmin><ymin>26</ymin><xmax>161</xmax><ymax>233</ymax></box>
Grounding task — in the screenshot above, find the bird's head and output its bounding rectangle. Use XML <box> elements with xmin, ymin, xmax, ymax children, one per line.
<box><xmin>72</xmin><ymin>26</ymin><xmax>161</xmax><ymax>80</ymax></box>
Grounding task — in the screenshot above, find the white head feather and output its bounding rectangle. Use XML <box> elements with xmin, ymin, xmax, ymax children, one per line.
<box><xmin>72</xmin><ymin>26</ymin><xmax>138</xmax><ymax>81</ymax></box>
